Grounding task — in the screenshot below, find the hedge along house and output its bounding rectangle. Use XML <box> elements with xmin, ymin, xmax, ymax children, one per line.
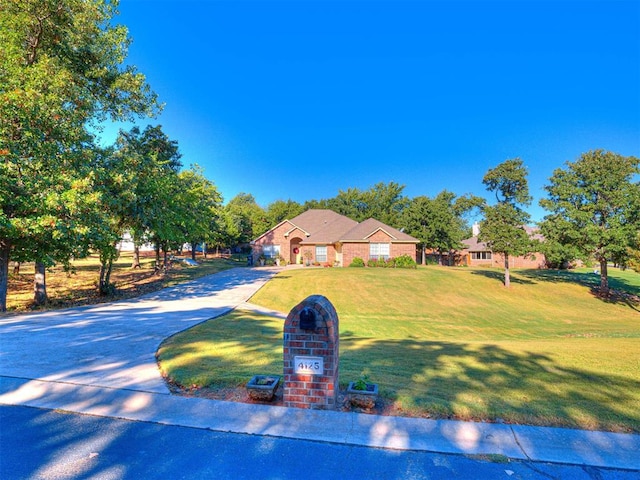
<box><xmin>251</xmin><ymin>209</ymin><xmax>419</xmax><ymax>267</ymax></box>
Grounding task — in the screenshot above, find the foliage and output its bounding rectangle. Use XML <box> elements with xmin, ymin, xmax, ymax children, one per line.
<box><xmin>175</xmin><ymin>165</ymin><xmax>223</xmax><ymax>261</ymax></box>
<box><xmin>402</xmin><ymin>191</ymin><xmax>483</xmax><ymax>265</ymax></box>
<box><xmin>305</xmin><ymin>182</ymin><xmax>409</xmax><ymax>227</ymax></box>
<box><xmin>349</xmin><ymin>257</ymin><xmax>365</xmax><ymax>267</ymax></box>
<box><xmin>394</xmin><ymin>254</ymin><xmax>417</xmax><ymax>269</ymax></box>
<box><xmin>479</xmin><ymin>158</ymin><xmax>533</xmax><ymax>287</ymax></box>
<box><xmin>265</xmin><ymin>199</ymin><xmax>304</xmax><ymax>226</ymax></box>
<box><xmin>539</xmin><ymin>239</ymin><xmax>579</xmax><ymax>269</ymax></box>
<box><xmin>224</xmin><ymin>193</ymin><xmax>269</xmax><ymax>245</ymax></box>
<box><xmin>0</xmin><ymin>0</ymin><xmax>158</xmax><ymax>310</ymax></box>
<box><xmin>540</xmin><ymin>150</ymin><xmax>640</xmax><ymax>295</ymax></box>
<box><xmin>367</xmin><ymin>257</ymin><xmax>388</xmax><ymax>268</ymax></box>
<box><xmin>352</xmin><ymin>373</ymin><xmax>371</xmax><ymax>391</ymax></box>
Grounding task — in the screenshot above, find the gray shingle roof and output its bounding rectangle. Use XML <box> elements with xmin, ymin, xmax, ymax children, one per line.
<box><xmin>288</xmin><ymin>209</ymin><xmax>358</xmax><ymax>243</ymax></box>
<box><xmin>273</xmin><ymin>209</ymin><xmax>419</xmax><ymax>244</ymax></box>
<box><xmin>341</xmin><ymin>218</ymin><xmax>419</xmax><ymax>242</ymax></box>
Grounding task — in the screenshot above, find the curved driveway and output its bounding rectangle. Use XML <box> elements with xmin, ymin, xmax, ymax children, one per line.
<box><xmin>0</xmin><ymin>267</ymin><xmax>279</xmax><ymax>393</ymax></box>
<box><xmin>1</xmin><ymin>266</ymin><xmax>639</xmax><ymax>472</ymax></box>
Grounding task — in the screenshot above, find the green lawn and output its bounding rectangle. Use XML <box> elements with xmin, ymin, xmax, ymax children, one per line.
<box><xmin>157</xmin><ymin>266</ymin><xmax>640</xmax><ymax>433</ymax></box>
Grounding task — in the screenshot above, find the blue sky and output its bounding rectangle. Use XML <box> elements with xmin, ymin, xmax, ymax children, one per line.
<box><xmin>101</xmin><ymin>0</ymin><xmax>640</xmax><ymax>222</ymax></box>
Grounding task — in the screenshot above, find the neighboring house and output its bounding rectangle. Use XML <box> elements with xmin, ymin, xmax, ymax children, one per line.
<box><xmin>459</xmin><ymin>223</ymin><xmax>546</xmax><ymax>268</ymax></box>
<box><xmin>116</xmin><ymin>232</ymin><xmax>154</xmax><ymax>252</ymax></box>
<box><xmin>251</xmin><ymin>209</ymin><xmax>419</xmax><ymax>266</ymax></box>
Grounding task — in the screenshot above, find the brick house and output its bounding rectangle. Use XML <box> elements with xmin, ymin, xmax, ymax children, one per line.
<box><xmin>251</xmin><ymin>209</ymin><xmax>419</xmax><ymax>267</ymax></box>
<box><xmin>459</xmin><ymin>224</ymin><xmax>546</xmax><ymax>268</ymax></box>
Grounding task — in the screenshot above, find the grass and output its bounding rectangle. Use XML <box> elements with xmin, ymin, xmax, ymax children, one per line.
<box><xmin>158</xmin><ymin>266</ymin><xmax>640</xmax><ymax>433</ymax></box>
<box><xmin>6</xmin><ymin>252</ymin><xmax>244</xmax><ymax>312</ymax></box>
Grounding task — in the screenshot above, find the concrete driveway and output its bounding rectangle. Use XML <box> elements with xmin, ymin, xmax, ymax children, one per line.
<box><xmin>1</xmin><ymin>266</ymin><xmax>639</xmax><ymax>473</ymax></box>
<box><xmin>0</xmin><ymin>267</ymin><xmax>279</xmax><ymax>392</ymax></box>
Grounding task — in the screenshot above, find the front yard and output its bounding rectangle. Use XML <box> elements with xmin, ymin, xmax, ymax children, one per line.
<box><xmin>157</xmin><ymin>266</ymin><xmax>640</xmax><ymax>433</ymax></box>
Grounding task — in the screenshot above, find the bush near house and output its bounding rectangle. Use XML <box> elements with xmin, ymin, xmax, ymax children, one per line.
<box><xmin>364</xmin><ymin>255</ymin><xmax>417</xmax><ymax>269</ymax></box>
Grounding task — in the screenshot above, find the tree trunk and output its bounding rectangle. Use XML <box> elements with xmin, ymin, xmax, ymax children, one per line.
<box><xmin>504</xmin><ymin>253</ymin><xmax>511</xmax><ymax>288</ymax></box>
<box><xmin>421</xmin><ymin>246</ymin><xmax>425</xmax><ymax>265</ymax></box>
<box><xmin>33</xmin><ymin>262</ymin><xmax>47</xmax><ymax>306</ymax></box>
<box><xmin>203</xmin><ymin>242</ymin><xmax>207</xmax><ymax>259</ymax></box>
<box><xmin>154</xmin><ymin>244</ymin><xmax>161</xmax><ymax>271</ymax></box>
<box><xmin>98</xmin><ymin>258</ymin><xmax>114</xmax><ymax>295</ymax></box>
<box><xmin>162</xmin><ymin>244</ymin><xmax>169</xmax><ymax>271</ymax></box>
<box><xmin>0</xmin><ymin>245</ymin><xmax>9</xmax><ymax>312</ymax></box>
<box><xmin>131</xmin><ymin>245</ymin><xmax>141</xmax><ymax>269</ymax></box>
<box><xmin>191</xmin><ymin>243</ymin><xmax>197</xmax><ymax>261</ymax></box>
<box><xmin>599</xmin><ymin>259</ymin><xmax>609</xmax><ymax>295</ymax></box>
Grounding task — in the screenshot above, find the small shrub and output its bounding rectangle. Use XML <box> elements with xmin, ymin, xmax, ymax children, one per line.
<box><xmin>395</xmin><ymin>254</ymin><xmax>417</xmax><ymax>269</ymax></box>
<box><xmin>349</xmin><ymin>257</ymin><xmax>365</xmax><ymax>267</ymax></box>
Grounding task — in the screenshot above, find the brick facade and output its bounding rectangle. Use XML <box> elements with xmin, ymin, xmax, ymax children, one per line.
<box><xmin>283</xmin><ymin>295</ymin><xmax>339</xmax><ymax>410</ymax></box>
<box><xmin>251</xmin><ymin>210</ymin><xmax>420</xmax><ymax>267</ymax></box>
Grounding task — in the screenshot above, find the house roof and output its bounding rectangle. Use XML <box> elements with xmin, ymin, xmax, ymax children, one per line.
<box><xmin>253</xmin><ymin>209</ymin><xmax>419</xmax><ymax>245</ymax></box>
<box><xmin>341</xmin><ymin>218</ymin><xmax>419</xmax><ymax>243</ymax></box>
<box><xmin>461</xmin><ymin>225</ymin><xmax>544</xmax><ymax>252</ymax></box>
<box><xmin>461</xmin><ymin>236</ymin><xmax>490</xmax><ymax>252</ymax></box>
<box><xmin>289</xmin><ymin>209</ymin><xmax>359</xmax><ymax>243</ymax></box>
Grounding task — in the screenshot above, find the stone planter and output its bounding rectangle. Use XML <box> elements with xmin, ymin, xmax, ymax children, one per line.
<box><xmin>346</xmin><ymin>382</ymin><xmax>378</xmax><ymax>410</ymax></box>
<box><xmin>247</xmin><ymin>375</ymin><xmax>280</xmax><ymax>401</ymax></box>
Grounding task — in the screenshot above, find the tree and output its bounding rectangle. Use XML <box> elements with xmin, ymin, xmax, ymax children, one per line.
<box><xmin>265</xmin><ymin>199</ymin><xmax>304</xmax><ymax>226</ymax></box>
<box><xmin>479</xmin><ymin>158</ymin><xmax>533</xmax><ymax>288</ymax></box>
<box><xmin>402</xmin><ymin>191</ymin><xmax>483</xmax><ymax>265</ymax></box>
<box><xmin>362</xmin><ymin>182</ymin><xmax>409</xmax><ymax>227</ymax></box>
<box><xmin>319</xmin><ymin>182</ymin><xmax>409</xmax><ymax>226</ymax></box>
<box><xmin>176</xmin><ymin>165</ymin><xmax>222</xmax><ymax>261</ymax></box>
<box><xmin>401</xmin><ymin>196</ymin><xmax>432</xmax><ymax>264</ymax></box>
<box><xmin>540</xmin><ymin>150</ymin><xmax>640</xmax><ymax>295</ymax></box>
<box><xmin>113</xmin><ymin>125</ymin><xmax>182</xmax><ymax>269</ymax></box>
<box><xmin>0</xmin><ymin>0</ymin><xmax>158</xmax><ymax>310</ymax></box>
<box><xmin>224</xmin><ymin>193</ymin><xmax>268</xmax><ymax>247</ymax></box>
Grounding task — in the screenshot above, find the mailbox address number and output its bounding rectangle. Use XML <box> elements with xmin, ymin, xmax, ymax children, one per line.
<box><xmin>294</xmin><ymin>356</ymin><xmax>323</xmax><ymax>375</ymax></box>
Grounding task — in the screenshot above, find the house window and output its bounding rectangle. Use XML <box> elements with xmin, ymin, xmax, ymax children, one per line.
<box><xmin>370</xmin><ymin>243</ymin><xmax>390</xmax><ymax>260</ymax></box>
<box><xmin>262</xmin><ymin>244</ymin><xmax>280</xmax><ymax>258</ymax></box>
<box><xmin>315</xmin><ymin>245</ymin><xmax>327</xmax><ymax>263</ymax></box>
<box><xmin>471</xmin><ymin>251</ymin><xmax>492</xmax><ymax>260</ymax></box>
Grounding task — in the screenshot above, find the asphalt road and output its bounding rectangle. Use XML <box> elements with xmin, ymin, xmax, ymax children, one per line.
<box><xmin>2</xmin><ymin>405</ymin><xmax>637</xmax><ymax>480</ymax></box>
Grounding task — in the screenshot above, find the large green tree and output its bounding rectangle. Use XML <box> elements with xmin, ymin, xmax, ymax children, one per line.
<box><xmin>113</xmin><ymin>125</ymin><xmax>181</xmax><ymax>270</ymax></box>
<box><xmin>479</xmin><ymin>158</ymin><xmax>533</xmax><ymax>288</ymax></box>
<box><xmin>309</xmin><ymin>182</ymin><xmax>409</xmax><ymax>227</ymax></box>
<box><xmin>540</xmin><ymin>150</ymin><xmax>640</xmax><ymax>295</ymax></box>
<box><xmin>224</xmin><ymin>193</ymin><xmax>268</xmax><ymax>246</ymax></box>
<box><xmin>176</xmin><ymin>165</ymin><xmax>222</xmax><ymax>261</ymax></box>
<box><xmin>0</xmin><ymin>0</ymin><xmax>158</xmax><ymax>310</ymax></box>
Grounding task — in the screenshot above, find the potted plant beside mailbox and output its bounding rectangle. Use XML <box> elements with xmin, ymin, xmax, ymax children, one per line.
<box><xmin>246</xmin><ymin>375</ymin><xmax>280</xmax><ymax>402</ymax></box>
<box><xmin>346</xmin><ymin>374</ymin><xmax>378</xmax><ymax>411</ymax></box>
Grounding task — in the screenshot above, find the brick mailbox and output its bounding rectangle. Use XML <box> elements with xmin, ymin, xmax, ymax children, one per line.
<box><xmin>283</xmin><ymin>295</ymin><xmax>339</xmax><ymax>410</ymax></box>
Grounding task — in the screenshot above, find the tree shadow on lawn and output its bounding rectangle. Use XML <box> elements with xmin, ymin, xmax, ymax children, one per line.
<box><xmin>339</xmin><ymin>334</ymin><xmax>640</xmax><ymax>433</ymax></box>
<box><xmin>469</xmin><ymin>268</ymin><xmax>536</xmax><ymax>285</ymax></box>
<box><xmin>163</xmin><ymin>320</ymin><xmax>640</xmax><ymax>433</ymax></box>
<box><xmin>517</xmin><ymin>269</ymin><xmax>640</xmax><ymax>311</ymax></box>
